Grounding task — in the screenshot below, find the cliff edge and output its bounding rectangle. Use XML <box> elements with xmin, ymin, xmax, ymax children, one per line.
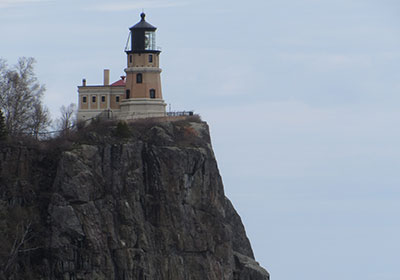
<box><xmin>0</xmin><ymin>117</ymin><xmax>269</xmax><ymax>280</ymax></box>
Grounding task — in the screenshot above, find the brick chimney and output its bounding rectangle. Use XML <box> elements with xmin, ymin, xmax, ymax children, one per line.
<box><xmin>104</xmin><ymin>69</ymin><xmax>110</xmax><ymax>86</ymax></box>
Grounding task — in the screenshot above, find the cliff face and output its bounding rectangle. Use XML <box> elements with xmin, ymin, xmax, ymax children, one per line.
<box><xmin>0</xmin><ymin>119</ymin><xmax>269</xmax><ymax>280</ymax></box>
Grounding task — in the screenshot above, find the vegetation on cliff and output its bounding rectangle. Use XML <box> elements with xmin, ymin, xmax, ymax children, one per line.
<box><xmin>0</xmin><ymin>110</ymin><xmax>6</xmax><ymax>140</ymax></box>
<box><xmin>0</xmin><ymin>57</ymin><xmax>51</xmax><ymax>138</ymax></box>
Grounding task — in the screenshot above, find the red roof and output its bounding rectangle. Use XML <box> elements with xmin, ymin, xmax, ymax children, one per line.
<box><xmin>111</xmin><ymin>78</ymin><xmax>126</xmax><ymax>86</ymax></box>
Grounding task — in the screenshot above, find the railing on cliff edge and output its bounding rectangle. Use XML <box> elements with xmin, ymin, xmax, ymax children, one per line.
<box><xmin>96</xmin><ymin>109</ymin><xmax>194</xmax><ymax>120</ymax></box>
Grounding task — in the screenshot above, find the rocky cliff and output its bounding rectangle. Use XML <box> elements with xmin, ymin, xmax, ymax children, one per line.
<box><xmin>0</xmin><ymin>117</ymin><xmax>269</xmax><ymax>280</ymax></box>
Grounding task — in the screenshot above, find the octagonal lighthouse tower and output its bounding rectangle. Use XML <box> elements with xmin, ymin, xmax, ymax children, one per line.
<box><xmin>120</xmin><ymin>13</ymin><xmax>166</xmax><ymax>118</ymax></box>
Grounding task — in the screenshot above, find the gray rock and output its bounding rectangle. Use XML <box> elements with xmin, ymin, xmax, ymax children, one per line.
<box><xmin>0</xmin><ymin>119</ymin><xmax>269</xmax><ymax>279</ymax></box>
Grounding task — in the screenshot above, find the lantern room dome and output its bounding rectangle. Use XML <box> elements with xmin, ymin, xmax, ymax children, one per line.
<box><xmin>130</xmin><ymin>13</ymin><xmax>157</xmax><ymax>30</ymax></box>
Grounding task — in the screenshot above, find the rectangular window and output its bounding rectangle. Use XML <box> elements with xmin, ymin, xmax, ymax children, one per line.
<box><xmin>136</xmin><ymin>73</ymin><xmax>143</xmax><ymax>83</ymax></box>
<box><xmin>101</xmin><ymin>96</ymin><xmax>106</xmax><ymax>102</ymax></box>
<box><xmin>144</xmin><ymin>31</ymin><xmax>155</xmax><ymax>50</ymax></box>
<box><xmin>149</xmin><ymin>54</ymin><xmax>153</xmax><ymax>63</ymax></box>
<box><xmin>150</xmin><ymin>89</ymin><xmax>156</xmax><ymax>99</ymax></box>
<box><xmin>82</xmin><ymin>96</ymin><xmax>87</xmax><ymax>103</ymax></box>
<box><xmin>129</xmin><ymin>55</ymin><xmax>132</xmax><ymax>63</ymax></box>
<box><xmin>92</xmin><ymin>96</ymin><xmax>96</xmax><ymax>103</ymax></box>
<box><xmin>116</xmin><ymin>96</ymin><xmax>120</xmax><ymax>102</ymax></box>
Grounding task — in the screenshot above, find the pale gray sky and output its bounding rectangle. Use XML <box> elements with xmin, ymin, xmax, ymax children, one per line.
<box><xmin>1</xmin><ymin>0</ymin><xmax>400</xmax><ymax>279</ymax></box>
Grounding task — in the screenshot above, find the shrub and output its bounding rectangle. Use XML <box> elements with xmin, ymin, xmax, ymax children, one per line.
<box><xmin>115</xmin><ymin>121</ymin><xmax>131</xmax><ymax>138</ymax></box>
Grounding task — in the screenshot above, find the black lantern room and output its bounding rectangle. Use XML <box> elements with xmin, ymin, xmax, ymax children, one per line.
<box><xmin>126</xmin><ymin>13</ymin><xmax>160</xmax><ymax>53</ymax></box>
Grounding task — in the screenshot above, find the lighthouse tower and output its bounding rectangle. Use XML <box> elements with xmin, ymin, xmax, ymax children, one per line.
<box><xmin>120</xmin><ymin>13</ymin><xmax>166</xmax><ymax>118</ymax></box>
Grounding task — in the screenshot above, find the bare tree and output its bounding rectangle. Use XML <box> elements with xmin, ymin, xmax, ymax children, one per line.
<box><xmin>0</xmin><ymin>57</ymin><xmax>50</xmax><ymax>136</ymax></box>
<box><xmin>0</xmin><ymin>109</ymin><xmax>7</xmax><ymax>140</ymax></box>
<box><xmin>0</xmin><ymin>201</ymin><xmax>40</xmax><ymax>280</ymax></box>
<box><xmin>30</xmin><ymin>102</ymin><xmax>51</xmax><ymax>139</ymax></box>
<box><xmin>3</xmin><ymin>221</ymin><xmax>34</xmax><ymax>278</ymax></box>
<box><xmin>57</xmin><ymin>103</ymin><xmax>77</xmax><ymax>135</ymax></box>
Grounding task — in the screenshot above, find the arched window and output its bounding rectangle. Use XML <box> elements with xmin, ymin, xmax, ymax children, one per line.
<box><xmin>150</xmin><ymin>89</ymin><xmax>156</xmax><ymax>99</ymax></box>
<box><xmin>126</xmin><ymin>89</ymin><xmax>130</xmax><ymax>99</ymax></box>
<box><xmin>136</xmin><ymin>73</ymin><xmax>142</xmax><ymax>84</ymax></box>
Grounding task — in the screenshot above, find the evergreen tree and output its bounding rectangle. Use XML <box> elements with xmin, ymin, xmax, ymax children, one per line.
<box><xmin>115</xmin><ymin>121</ymin><xmax>131</xmax><ymax>138</ymax></box>
<box><xmin>0</xmin><ymin>109</ymin><xmax>7</xmax><ymax>140</ymax></box>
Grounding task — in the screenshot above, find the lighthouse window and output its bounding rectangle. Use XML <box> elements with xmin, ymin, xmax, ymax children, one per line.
<box><xmin>148</xmin><ymin>55</ymin><xmax>153</xmax><ymax>63</ymax></box>
<box><xmin>150</xmin><ymin>89</ymin><xmax>156</xmax><ymax>99</ymax></box>
<box><xmin>126</xmin><ymin>90</ymin><xmax>130</xmax><ymax>99</ymax></box>
<box><xmin>129</xmin><ymin>55</ymin><xmax>132</xmax><ymax>64</ymax></box>
<box><xmin>144</xmin><ymin>31</ymin><xmax>155</xmax><ymax>50</ymax></box>
<box><xmin>101</xmin><ymin>96</ymin><xmax>106</xmax><ymax>102</ymax></box>
<box><xmin>116</xmin><ymin>96</ymin><xmax>120</xmax><ymax>102</ymax></box>
<box><xmin>92</xmin><ymin>96</ymin><xmax>96</xmax><ymax>103</ymax></box>
<box><xmin>82</xmin><ymin>96</ymin><xmax>87</xmax><ymax>103</ymax></box>
<box><xmin>136</xmin><ymin>73</ymin><xmax>143</xmax><ymax>83</ymax></box>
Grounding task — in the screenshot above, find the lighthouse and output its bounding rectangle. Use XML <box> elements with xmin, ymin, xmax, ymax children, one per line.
<box><xmin>77</xmin><ymin>13</ymin><xmax>167</xmax><ymax>122</ymax></box>
<box><xmin>119</xmin><ymin>13</ymin><xmax>167</xmax><ymax>118</ymax></box>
